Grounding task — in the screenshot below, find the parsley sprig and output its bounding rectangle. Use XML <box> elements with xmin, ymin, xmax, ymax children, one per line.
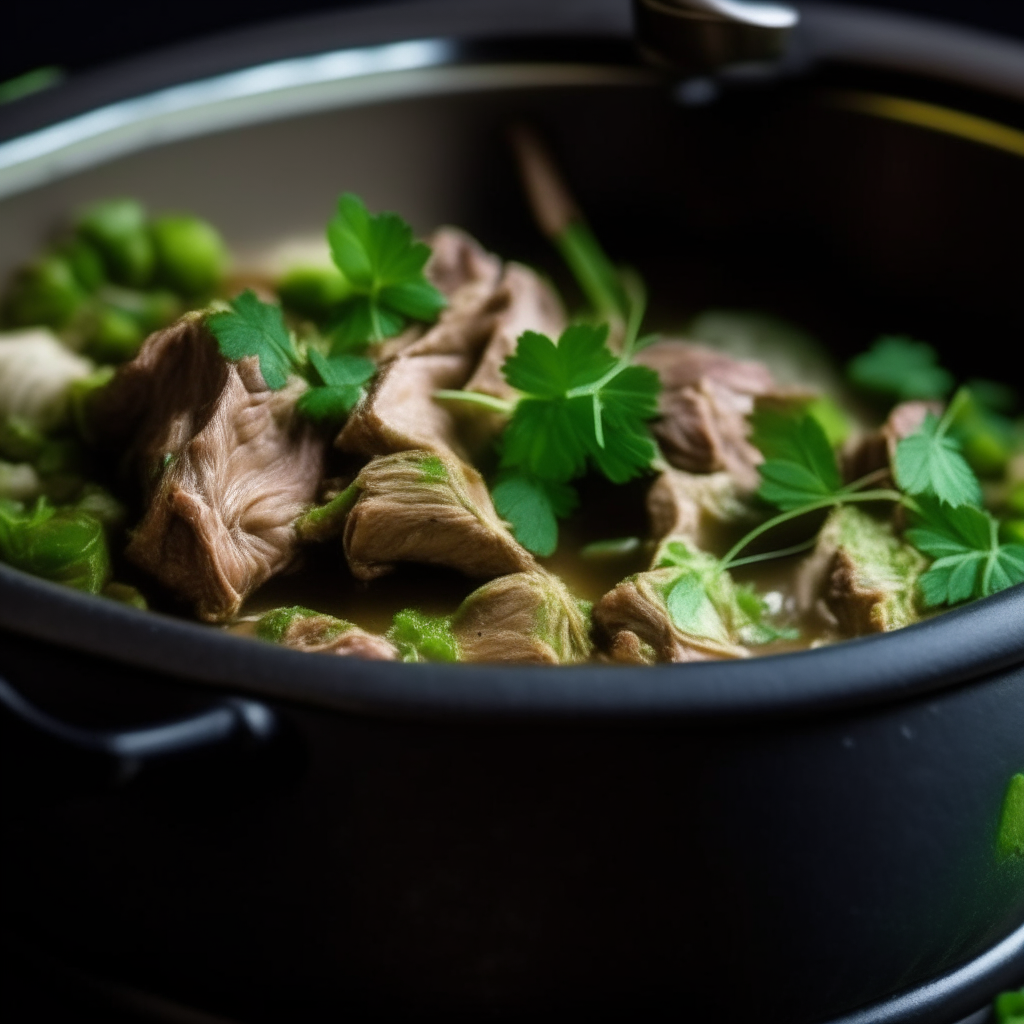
<box><xmin>207</xmin><ymin>289</ymin><xmax>376</xmax><ymax>425</ymax></box>
<box><xmin>327</xmin><ymin>193</ymin><xmax>446</xmax><ymax>351</ymax></box>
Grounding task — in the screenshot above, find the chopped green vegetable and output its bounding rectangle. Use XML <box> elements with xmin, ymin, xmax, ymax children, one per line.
<box><xmin>500</xmin><ymin>324</ymin><xmax>660</xmax><ymax>485</ymax></box>
<box><xmin>0</xmin><ymin>497</ymin><xmax>110</xmax><ymax>592</ymax></box>
<box><xmin>296</xmin><ymin>349</ymin><xmax>376</xmax><ymax>423</ymax></box>
<box><xmin>847</xmin><ymin>335</ymin><xmax>954</xmax><ymax>402</ymax></box>
<box><xmin>388</xmin><ymin>608</ymin><xmax>460</xmax><ymax>663</ymax></box>
<box><xmin>491</xmin><ymin>472</ymin><xmax>578</xmax><ymax>557</ymax></box>
<box><xmin>894</xmin><ymin>392</ymin><xmax>983</xmax><ymax>508</ymax></box>
<box><xmin>207</xmin><ymin>289</ymin><xmax>299</xmax><ymax>390</ymax></box>
<box><xmin>87</xmin><ymin>305</ymin><xmax>144</xmax><ymax>363</ymax></box>
<box><xmin>277</xmin><ymin>266</ymin><xmax>351</xmax><ymax>322</ymax></box>
<box><xmin>326</xmin><ymin>193</ymin><xmax>446</xmax><ymax>350</ymax></box>
<box><xmin>151</xmin><ymin>214</ymin><xmax>228</xmax><ymax>295</ymax></box>
<box><xmin>750</xmin><ymin>410</ymin><xmax>843</xmax><ymax>510</ymax></box>
<box><xmin>4</xmin><ymin>255</ymin><xmax>87</xmax><ymax>329</ymax></box>
<box><xmin>77</xmin><ymin>198</ymin><xmax>154</xmax><ymax>288</ymax></box>
<box><xmin>56</xmin><ymin>236</ymin><xmax>106</xmax><ymax>291</ymax></box>
<box><xmin>905</xmin><ymin>498</ymin><xmax>1024</xmax><ymax>606</ymax></box>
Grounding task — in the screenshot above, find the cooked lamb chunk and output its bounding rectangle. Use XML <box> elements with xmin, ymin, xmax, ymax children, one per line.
<box><xmin>93</xmin><ymin>315</ymin><xmax>324</xmax><ymax>622</ymax></box>
<box><xmin>336</xmin><ymin>230</ymin><xmax>503</xmax><ymax>460</ymax></box>
<box><xmin>794</xmin><ymin>506</ymin><xmax>926</xmax><ymax>635</ymax></box>
<box><xmin>254</xmin><ymin>605</ymin><xmax>397</xmax><ymax>659</ymax></box>
<box><xmin>635</xmin><ymin>341</ymin><xmax>776</xmax><ymax>489</ymax></box>
<box><xmin>594</xmin><ymin>566</ymin><xmax>752</xmax><ymax>663</ymax></box>
<box><xmin>339</xmin><ymin>449</ymin><xmax>535</xmax><ymax>581</ymax></box>
<box><xmin>646</xmin><ymin>467</ymin><xmax>754</xmax><ymax>549</ymax></box>
<box><xmin>451</xmin><ymin>570</ymin><xmax>592</xmax><ymax>664</ymax></box>
<box><xmin>842</xmin><ymin>400</ymin><xmax>942</xmax><ymax>483</ymax></box>
<box><xmin>463</xmin><ymin>263</ymin><xmax>566</xmax><ymax>400</ymax></box>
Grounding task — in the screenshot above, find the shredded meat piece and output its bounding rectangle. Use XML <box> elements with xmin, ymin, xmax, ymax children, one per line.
<box><xmin>842</xmin><ymin>400</ymin><xmax>943</xmax><ymax>483</ymax></box>
<box><xmin>93</xmin><ymin>315</ymin><xmax>324</xmax><ymax>622</ymax></box>
<box><xmin>463</xmin><ymin>263</ymin><xmax>566</xmax><ymax>400</ymax></box>
<box><xmin>336</xmin><ymin>229</ymin><xmax>503</xmax><ymax>460</ymax></box>
<box><xmin>451</xmin><ymin>570</ymin><xmax>592</xmax><ymax>664</ymax></box>
<box><xmin>794</xmin><ymin>506</ymin><xmax>926</xmax><ymax>636</ymax></box>
<box><xmin>343</xmin><ymin>449</ymin><xmax>535</xmax><ymax>581</ymax></box>
<box><xmin>635</xmin><ymin>340</ymin><xmax>777</xmax><ymax>489</ymax></box>
<box><xmin>647</xmin><ymin>467</ymin><xmax>754</xmax><ymax>548</ymax></box>
<box><xmin>593</xmin><ymin>568</ymin><xmax>751</xmax><ymax>663</ymax></box>
<box><xmin>267</xmin><ymin>610</ymin><xmax>396</xmax><ymax>659</ymax></box>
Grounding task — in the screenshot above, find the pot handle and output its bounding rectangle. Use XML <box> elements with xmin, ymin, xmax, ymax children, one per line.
<box><xmin>0</xmin><ymin>673</ymin><xmax>278</xmax><ymax>780</ymax></box>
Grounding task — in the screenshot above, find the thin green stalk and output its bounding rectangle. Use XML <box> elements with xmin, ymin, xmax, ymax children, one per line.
<box><xmin>720</xmin><ymin>489</ymin><xmax>910</xmax><ymax>569</ymax></box>
<box><xmin>556</xmin><ymin>221</ymin><xmax>628</xmax><ymax>322</ymax></box>
<box><xmin>725</xmin><ymin>537</ymin><xmax>820</xmax><ymax>569</ymax></box>
<box><xmin>433</xmin><ymin>390</ymin><xmax>516</xmax><ymax>414</ymax></box>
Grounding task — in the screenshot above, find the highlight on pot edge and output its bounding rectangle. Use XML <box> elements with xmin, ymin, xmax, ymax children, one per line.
<box><xmin>2</xmin><ymin>128</ymin><xmax>1021</xmax><ymax>666</ymax></box>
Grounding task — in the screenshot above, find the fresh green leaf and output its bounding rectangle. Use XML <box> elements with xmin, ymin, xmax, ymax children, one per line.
<box><xmin>894</xmin><ymin>411</ymin><xmax>982</xmax><ymax>508</ymax></box>
<box><xmin>499</xmin><ymin>324</ymin><xmax>660</xmax><ymax>485</ymax></box>
<box><xmin>207</xmin><ymin>289</ymin><xmax>298</xmax><ymax>390</ymax></box>
<box><xmin>906</xmin><ymin>498</ymin><xmax>1024</xmax><ymax>606</ymax></box>
<box><xmin>297</xmin><ymin>350</ymin><xmax>376</xmax><ymax>423</ymax></box>
<box><xmin>325</xmin><ymin>193</ymin><xmax>446</xmax><ymax>348</ymax></box>
<box><xmin>847</xmin><ymin>336</ymin><xmax>954</xmax><ymax>402</ymax></box>
<box><xmin>750</xmin><ymin>410</ymin><xmax>843</xmax><ymax>510</ymax></box>
<box><xmin>666</xmin><ymin>571</ymin><xmax>730</xmax><ymax>644</ymax></box>
<box><xmin>492</xmin><ymin>472</ymin><xmax>578</xmax><ymax>557</ymax></box>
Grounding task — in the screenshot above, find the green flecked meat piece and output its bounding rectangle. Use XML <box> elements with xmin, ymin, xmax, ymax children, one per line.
<box><xmin>256</xmin><ymin>605</ymin><xmax>352</xmax><ymax>645</ymax></box>
<box><xmin>813</xmin><ymin>506</ymin><xmax>927</xmax><ymax>634</ymax></box>
<box><xmin>388</xmin><ymin>608</ymin><xmax>460</xmax><ymax>663</ymax></box>
<box><xmin>998</xmin><ymin>774</ymin><xmax>1024</xmax><ymax>862</ymax></box>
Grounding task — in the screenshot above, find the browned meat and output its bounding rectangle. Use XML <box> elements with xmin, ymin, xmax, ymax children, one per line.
<box><xmin>451</xmin><ymin>570</ymin><xmax>592</xmax><ymax>664</ymax></box>
<box><xmin>794</xmin><ymin>506</ymin><xmax>926</xmax><ymax>636</ymax></box>
<box><xmin>342</xmin><ymin>449</ymin><xmax>535</xmax><ymax>581</ymax></box>
<box><xmin>336</xmin><ymin>229</ymin><xmax>504</xmax><ymax>460</ymax></box>
<box><xmin>842</xmin><ymin>400</ymin><xmax>943</xmax><ymax>483</ymax></box>
<box><xmin>93</xmin><ymin>315</ymin><xmax>324</xmax><ymax>622</ymax></box>
<box><xmin>463</xmin><ymin>262</ymin><xmax>566</xmax><ymax>400</ymax></box>
<box><xmin>646</xmin><ymin>467</ymin><xmax>754</xmax><ymax>549</ymax></box>
<box><xmin>252</xmin><ymin>606</ymin><xmax>397</xmax><ymax>659</ymax></box>
<box><xmin>593</xmin><ymin>568</ymin><xmax>751</xmax><ymax>663</ymax></box>
<box><xmin>635</xmin><ymin>340</ymin><xmax>777</xmax><ymax>489</ymax></box>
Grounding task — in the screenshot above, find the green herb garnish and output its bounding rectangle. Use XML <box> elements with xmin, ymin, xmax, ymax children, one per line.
<box><xmin>847</xmin><ymin>335</ymin><xmax>954</xmax><ymax>401</ymax></box>
<box><xmin>327</xmin><ymin>193</ymin><xmax>446</xmax><ymax>350</ymax></box>
<box><xmin>296</xmin><ymin>349</ymin><xmax>376</xmax><ymax>423</ymax></box>
<box><xmin>491</xmin><ymin>472</ymin><xmax>578</xmax><ymax>559</ymax></box>
<box><xmin>207</xmin><ymin>289</ymin><xmax>299</xmax><ymax>390</ymax></box>
<box><xmin>750</xmin><ymin>410</ymin><xmax>844</xmax><ymax>510</ymax></box>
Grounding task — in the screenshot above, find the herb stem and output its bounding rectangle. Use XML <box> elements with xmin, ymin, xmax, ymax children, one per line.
<box><xmin>433</xmin><ymin>390</ymin><xmax>517</xmax><ymax>414</ymax></box>
<box><xmin>725</xmin><ymin>537</ymin><xmax>820</xmax><ymax>569</ymax></box>
<box><xmin>720</xmin><ymin>489</ymin><xmax>908</xmax><ymax>569</ymax></box>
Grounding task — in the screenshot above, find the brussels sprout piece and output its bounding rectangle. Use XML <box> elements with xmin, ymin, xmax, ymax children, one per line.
<box><xmin>78</xmin><ymin>198</ymin><xmax>154</xmax><ymax>287</ymax></box>
<box><xmin>0</xmin><ymin>498</ymin><xmax>110</xmax><ymax>593</ymax></box>
<box><xmin>277</xmin><ymin>266</ymin><xmax>351</xmax><ymax>321</ymax></box>
<box><xmin>56</xmin><ymin>236</ymin><xmax>106</xmax><ymax>291</ymax></box>
<box><xmin>0</xmin><ymin>329</ymin><xmax>95</xmax><ymax>432</ymax></box>
<box><xmin>4</xmin><ymin>255</ymin><xmax>87</xmax><ymax>328</ymax></box>
<box><xmin>151</xmin><ymin>214</ymin><xmax>228</xmax><ymax>295</ymax></box>
<box><xmin>87</xmin><ymin>305</ymin><xmax>145</xmax><ymax>363</ymax></box>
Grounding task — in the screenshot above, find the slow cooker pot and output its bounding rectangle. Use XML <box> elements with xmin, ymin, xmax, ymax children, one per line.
<box><xmin>3</xmin><ymin>2</ymin><xmax>1024</xmax><ymax>1021</ymax></box>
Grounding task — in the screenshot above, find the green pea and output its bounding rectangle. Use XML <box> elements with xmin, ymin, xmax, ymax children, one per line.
<box><xmin>4</xmin><ymin>255</ymin><xmax>88</xmax><ymax>328</ymax></box>
<box><xmin>136</xmin><ymin>289</ymin><xmax>183</xmax><ymax>332</ymax></box>
<box><xmin>1001</xmin><ymin>520</ymin><xmax>1024</xmax><ymax>546</ymax></box>
<box><xmin>151</xmin><ymin>214</ymin><xmax>228</xmax><ymax>295</ymax></box>
<box><xmin>86</xmin><ymin>305</ymin><xmax>145</xmax><ymax>364</ymax></box>
<box><xmin>277</xmin><ymin>266</ymin><xmax>350</xmax><ymax>322</ymax></box>
<box><xmin>78</xmin><ymin>198</ymin><xmax>154</xmax><ymax>287</ymax></box>
<box><xmin>56</xmin><ymin>236</ymin><xmax>106</xmax><ymax>291</ymax></box>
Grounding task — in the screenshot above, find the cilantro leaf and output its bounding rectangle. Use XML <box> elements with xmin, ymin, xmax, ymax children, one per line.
<box><xmin>750</xmin><ymin>410</ymin><xmax>843</xmax><ymax>510</ymax></box>
<box><xmin>206</xmin><ymin>289</ymin><xmax>299</xmax><ymax>390</ymax></box>
<box><xmin>906</xmin><ymin>499</ymin><xmax>1024</xmax><ymax>606</ymax></box>
<box><xmin>296</xmin><ymin>349</ymin><xmax>376</xmax><ymax>423</ymax></box>
<box><xmin>893</xmin><ymin>411</ymin><xmax>982</xmax><ymax>508</ymax></box>
<box><xmin>500</xmin><ymin>324</ymin><xmax>660</xmax><ymax>485</ymax></box>
<box><xmin>847</xmin><ymin>336</ymin><xmax>954</xmax><ymax>402</ymax></box>
<box><xmin>492</xmin><ymin>472</ymin><xmax>578</xmax><ymax>557</ymax></box>
<box><xmin>326</xmin><ymin>193</ymin><xmax>446</xmax><ymax>350</ymax></box>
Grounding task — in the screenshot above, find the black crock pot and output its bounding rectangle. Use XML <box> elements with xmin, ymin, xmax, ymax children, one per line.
<box><xmin>3</xmin><ymin>2</ymin><xmax>1024</xmax><ymax>1022</ymax></box>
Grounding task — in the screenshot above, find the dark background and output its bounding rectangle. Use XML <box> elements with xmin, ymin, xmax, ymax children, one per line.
<box><xmin>2</xmin><ymin>0</ymin><xmax>1024</xmax><ymax>91</ymax></box>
